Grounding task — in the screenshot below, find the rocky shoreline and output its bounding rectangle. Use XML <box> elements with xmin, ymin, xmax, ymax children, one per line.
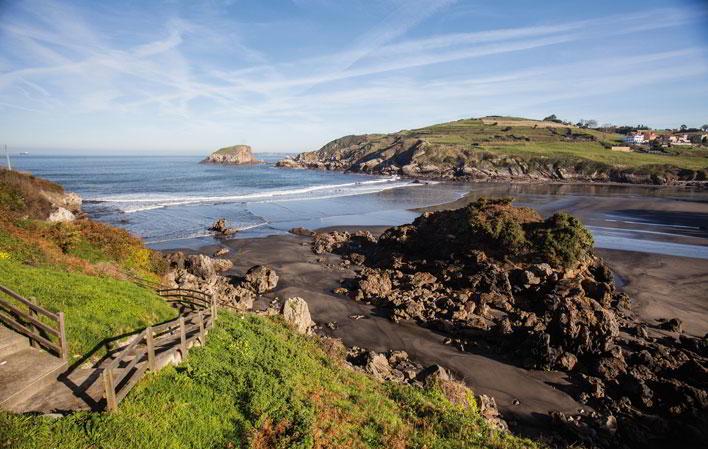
<box><xmin>276</xmin><ymin>133</ymin><xmax>707</xmax><ymax>186</ymax></box>
<box><xmin>303</xmin><ymin>200</ymin><xmax>707</xmax><ymax>448</ymax></box>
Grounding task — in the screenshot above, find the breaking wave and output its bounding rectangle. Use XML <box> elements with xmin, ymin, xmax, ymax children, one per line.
<box><xmin>93</xmin><ymin>177</ymin><xmax>426</xmax><ymax>213</ymax></box>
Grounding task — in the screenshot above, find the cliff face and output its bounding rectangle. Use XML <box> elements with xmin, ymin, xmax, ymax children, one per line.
<box><xmin>201</xmin><ymin>145</ymin><xmax>262</xmax><ymax>165</ymax></box>
<box><xmin>276</xmin><ymin>118</ymin><xmax>708</xmax><ymax>185</ymax></box>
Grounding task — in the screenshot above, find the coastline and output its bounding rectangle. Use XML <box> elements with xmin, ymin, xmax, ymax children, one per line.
<box><xmin>166</xmin><ymin>183</ymin><xmax>708</xmax><ymax>441</ymax></box>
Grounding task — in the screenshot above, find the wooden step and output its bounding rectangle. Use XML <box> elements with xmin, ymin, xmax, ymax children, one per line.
<box><xmin>0</xmin><ymin>324</ymin><xmax>30</xmax><ymax>359</ymax></box>
<box><xmin>0</xmin><ymin>347</ymin><xmax>67</xmax><ymax>410</ymax></box>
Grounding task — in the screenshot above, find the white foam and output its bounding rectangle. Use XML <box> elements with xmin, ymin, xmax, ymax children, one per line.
<box><xmin>94</xmin><ymin>177</ymin><xmax>420</xmax><ymax>213</ymax></box>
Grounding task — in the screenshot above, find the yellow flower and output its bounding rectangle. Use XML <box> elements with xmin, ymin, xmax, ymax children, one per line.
<box><xmin>0</xmin><ymin>251</ymin><xmax>10</xmax><ymax>261</ymax></box>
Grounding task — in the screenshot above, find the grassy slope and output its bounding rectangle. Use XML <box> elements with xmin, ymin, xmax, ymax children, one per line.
<box><xmin>0</xmin><ymin>259</ymin><xmax>175</xmax><ymax>360</ymax></box>
<box><xmin>0</xmin><ymin>313</ymin><xmax>539</xmax><ymax>449</ymax></box>
<box><xmin>0</xmin><ymin>169</ymin><xmax>174</xmax><ymax>361</ymax></box>
<box><xmin>400</xmin><ymin>118</ymin><xmax>708</xmax><ymax>171</ymax></box>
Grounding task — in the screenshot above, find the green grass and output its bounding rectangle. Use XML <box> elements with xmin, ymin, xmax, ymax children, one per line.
<box><xmin>480</xmin><ymin>142</ymin><xmax>708</xmax><ymax>170</ymax></box>
<box><xmin>393</xmin><ymin>118</ymin><xmax>708</xmax><ymax>171</ymax></box>
<box><xmin>214</xmin><ymin>145</ymin><xmax>250</xmax><ymax>154</ymax></box>
<box><xmin>0</xmin><ymin>313</ymin><xmax>540</xmax><ymax>449</ymax></box>
<box><xmin>0</xmin><ymin>258</ymin><xmax>175</xmax><ymax>361</ymax></box>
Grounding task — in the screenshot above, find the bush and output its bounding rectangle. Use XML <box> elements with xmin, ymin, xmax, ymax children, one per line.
<box><xmin>463</xmin><ymin>198</ymin><xmax>541</xmax><ymax>255</ymax></box>
<box><xmin>528</xmin><ymin>213</ymin><xmax>594</xmax><ymax>268</ymax></box>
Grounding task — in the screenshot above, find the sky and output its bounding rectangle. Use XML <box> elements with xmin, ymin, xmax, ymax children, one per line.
<box><xmin>0</xmin><ymin>0</ymin><xmax>707</xmax><ymax>155</ymax></box>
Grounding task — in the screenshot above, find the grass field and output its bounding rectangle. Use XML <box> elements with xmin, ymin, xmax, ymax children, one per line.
<box><xmin>399</xmin><ymin>118</ymin><xmax>708</xmax><ymax>171</ymax></box>
<box><xmin>0</xmin><ymin>313</ymin><xmax>540</xmax><ymax>449</ymax></box>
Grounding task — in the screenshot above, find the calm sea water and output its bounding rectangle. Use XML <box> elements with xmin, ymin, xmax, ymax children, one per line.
<box><xmin>11</xmin><ymin>155</ymin><xmax>469</xmax><ymax>248</ymax></box>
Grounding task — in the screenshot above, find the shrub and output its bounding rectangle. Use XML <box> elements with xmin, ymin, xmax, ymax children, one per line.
<box><xmin>463</xmin><ymin>198</ymin><xmax>541</xmax><ymax>255</ymax></box>
<box><xmin>528</xmin><ymin>213</ymin><xmax>594</xmax><ymax>268</ymax></box>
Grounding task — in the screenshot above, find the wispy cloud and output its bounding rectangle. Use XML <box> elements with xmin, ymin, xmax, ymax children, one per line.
<box><xmin>0</xmin><ymin>0</ymin><xmax>706</xmax><ymax>152</ymax></box>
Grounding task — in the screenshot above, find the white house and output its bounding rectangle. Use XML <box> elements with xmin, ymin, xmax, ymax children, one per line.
<box><xmin>623</xmin><ymin>132</ymin><xmax>645</xmax><ymax>144</ymax></box>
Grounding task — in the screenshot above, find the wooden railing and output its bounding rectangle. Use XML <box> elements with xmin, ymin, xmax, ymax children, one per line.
<box><xmin>0</xmin><ymin>285</ymin><xmax>68</xmax><ymax>360</ymax></box>
<box><xmin>102</xmin><ymin>288</ymin><xmax>216</xmax><ymax>411</ymax></box>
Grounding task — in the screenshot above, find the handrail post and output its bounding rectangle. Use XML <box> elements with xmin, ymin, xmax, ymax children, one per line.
<box><xmin>57</xmin><ymin>312</ymin><xmax>68</xmax><ymax>361</ymax></box>
<box><xmin>179</xmin><ymin>316</ymin><xmax>187</xmax><ymax>356</ymax></box>
<box><xmin>197</xmin><ymin>311</ymin><xmax>205</xmax><ymax>344</ymax></box>
<box><xmin>28</xmin><ymin>297</ymin><xmax>38</xmax><ymax>349</ymax></box>
<box><xmin>146</xmin><ymin>326</ymin><xmax>156</xmax><ymax>371</ymax></box>
<box><xmin>103</xmin><ymin>367</ymin><xmax>117</xmax><ymax>411</ymax></box>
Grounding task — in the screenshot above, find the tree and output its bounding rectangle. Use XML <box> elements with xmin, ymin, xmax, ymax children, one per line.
<box><xmin>543</xmin><ymin>114</ymin><xmax>562</xmax><ymax>123</ymax></box>
<box><xmin>680</xmin><ymin>124</ymin><xmax>688</xmax><ymax>131</ymax></box>
<box><xmin>701</xmin><ymin>124</ymin><xmax>708</xmax><ymax>131</ymax></box>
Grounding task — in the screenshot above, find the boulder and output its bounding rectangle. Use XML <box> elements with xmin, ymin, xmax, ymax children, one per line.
<box><xmin>209</xmin><ymin>218</ymin><xmax>238</xmax><ymax>236</ymax></box>
<box><xmin>185</xmin><ymin>254</ymin><xmax>217</xmax><ymax>280</ymax></box>
<box><xmin>289</xmin><ymin>227</ymin><xmax>315</xmax><ymax>237</ymax></box>
<box><xmin>660</xmin><ymin>318</ymin><xmax>682</xmax><ymax>333</ymax></box>
<box><xmin>244</xmin><ymin>265</ymin><xmax>278</xmax><ymax>293</ymax></box>
<box><xmin>213</xmin><ymin>247</ymin><xmax>230</xmax><ymax>257</ymax></box>
<box><xmin>477</xmin><ymin>394</ymin><xmax>509</xmax><ymax>432</ymax></box>
<box><xmin>281</xmin><ymin>297</ymin><xmax>314</xmax><ymax>334</ymax></box>
<box><xmin>48</xmin><ymin>207</ymin><xmax>75</xmax><ymax>222</ymax></box>
<box><xmin>358</xmin><ymin>269</ymin><xmax>392</xmax><ymax>299</ymax></box>
<box><xmin>365</xmin><ymin>351</ymin><xmax>394</xmax><ymax>381</ymax></box>
<box><xmin>417</xmin><ymin>364</ymin><xmax>450</xmax><ymax>386</ymax></box>
<box><xmin>213</xmin><ymin>259</ymin><xmax>233</xmax><ymax>273</ymax></box>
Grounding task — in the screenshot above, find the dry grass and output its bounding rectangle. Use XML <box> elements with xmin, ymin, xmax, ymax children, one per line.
<box><xmin>0</xmin><ymin>168</ymin><xmax>62</xmax><ymax>219</ymax></box>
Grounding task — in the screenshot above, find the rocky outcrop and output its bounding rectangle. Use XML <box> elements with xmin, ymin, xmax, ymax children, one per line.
<box><xmin>163</xmin><ymin>252</ymin><xmax>276</xmax><ymax>311</ymax></box>
<box><xmin>48</xmin><ymin>207</ymin><xmax>76</xmax><ymax>222</ymax></box>
<box><xmin>276</xmin><ymin>121</ymin><xmax>707</xmax><ymax>186</ymax></box>
<box><xmin>244</xmin><ymin>265</ymin><xmax>278</xmax><ymax>294</ymax></box>
<box><xmin>209</xmin><ymin>218</ymin><xmax>238</xmax><ymax>236</ymax></box>
<box><xmin>313</xmin><ymin>199</ymin><xmax>708</xmax><ymax>448</ymax></box>
<box><xmin>201</xmin><ymin>145</ymin><xmax>262</xmax><ymax>165</ymax></box>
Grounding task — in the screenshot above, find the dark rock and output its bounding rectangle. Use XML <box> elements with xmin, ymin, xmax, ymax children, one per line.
<box><xmin>289</xmin><ymin>227</ymin><xmax>315</xmax><ymax>237</ymax></box>
<box><xmin>660</xmin><ymin>318</ymin><xmax>683</xmax><ymax>332</ymax></box>
<box><xmin>244</xmin><ymin>265</ymin><xmax>278</xmax><ymax>294</ymax></box>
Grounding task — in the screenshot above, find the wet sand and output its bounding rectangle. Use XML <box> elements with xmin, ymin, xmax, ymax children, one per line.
<box><xmin>598</xmin><ymin>249</ymin><xmax>708</xmax><ymax>336</ymax></box>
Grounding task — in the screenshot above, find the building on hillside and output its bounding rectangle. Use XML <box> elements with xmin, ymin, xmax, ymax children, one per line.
<box><xmin>671</xmin><ymin>134</ymin><xmax>692</xmax><ymax>145</ymax></box>
<box><xmin>642</xmin><ymin>132</ymin><xmax>657</xmax><ymax>141</ymax></box>
<box><xmin>623</xmin><ymin>132</ymin><xmax>645</xmax><ymax>144</ymax></box>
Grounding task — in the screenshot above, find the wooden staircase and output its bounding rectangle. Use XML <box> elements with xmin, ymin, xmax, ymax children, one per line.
<box><xmin>0</xmin><ymin>285</ymin><xmax>216</xmax><ymax>413</ymax></box>
<box><xmin>0</xmin><ymin>325</ymin><xmax>67</xmax><ymax>410</ymax></box>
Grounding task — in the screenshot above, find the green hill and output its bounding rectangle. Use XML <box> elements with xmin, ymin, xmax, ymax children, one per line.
<box><xmin>277</xmin><ymin>116</ymin><xmax>708</xmax><ymax>184</ymax></box>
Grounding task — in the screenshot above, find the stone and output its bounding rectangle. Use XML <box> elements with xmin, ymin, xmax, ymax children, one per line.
<box><xmin>365</xmin><ymin>352</ymin><xmax>394</xmax><ymax>381</ymax></box>
<box><xmin>281</xmin><ymin>297</ymin><xmax>314</xmax><ymax>334</ymax></box>
<box><xmin>358</xmin><ymin>269</ymin><xmax>392</xmax><ymax>299</ymax></box>
<box><xmin>417</xmin><ymin>364</ymin><xmax>450</xmax><ymax>385</ymax></box>
<box><xmin>660</xmin><ymin>318</ymin><xmax>682</xmax><ymax>332</ymax></box>
<box><xmin>244</xmin><ymin>265</ymin><xmax>279</xmax><ymax>294</ymax></box>
<box><xmin>213</xmin><ymin>247</ymin><xmax>230</xmax><ymax>257</ymax></box>
<box><xmin>213</xmin><ymin>259</ymin><xmax>233</xmax><ymax>273</ymax></box>
<box><xmin>48</xmin><ymin>207</ymin><xmax>75</xmax><ymax>222</ymax></box>
<box><xmin>477</xmin><ymin>394</ymin><xmax>509</xmax><ymax>432</ymax></box>
<box><xmin>185</xmin><ymin>254</ymin><xmax>217</xmax><ymax>280</ymax></box>
<box><xmin>289</xmin><ymin>227</ymin><xmax>315</xmax><ymax>237</ymax></box>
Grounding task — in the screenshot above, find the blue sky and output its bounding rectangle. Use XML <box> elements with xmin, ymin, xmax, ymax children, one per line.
<box><xmin>0</xmin><ymin>0</ymin><xmax>707</xmax><ymax>154</ymax></box>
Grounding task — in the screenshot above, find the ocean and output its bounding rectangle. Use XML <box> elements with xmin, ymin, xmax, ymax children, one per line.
<box><xmin>10</xmin><ymin>154</ymin><xmax>469</xmax><ymax>248</ymax></box>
